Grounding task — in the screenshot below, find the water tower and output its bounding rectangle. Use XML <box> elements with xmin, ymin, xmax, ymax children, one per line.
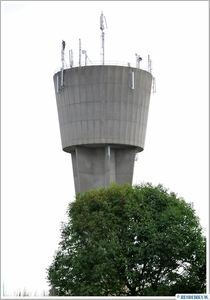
<box><xmin>53</xmin><ymin>13</ymin><xmax>154</xmax><ymax>194</ymax></box>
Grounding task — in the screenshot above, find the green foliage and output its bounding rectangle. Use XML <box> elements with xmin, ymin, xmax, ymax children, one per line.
<box><xmin>46</xmin><ymin>182</ymin><xmax>206</xmax><ymax>296</ymax></box>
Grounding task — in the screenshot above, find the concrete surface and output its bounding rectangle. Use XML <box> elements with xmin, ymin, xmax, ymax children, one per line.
<box><xmin>53</xmin><ymin>65</ymin><xmax>152</xmax><ymax>194</ymax></box>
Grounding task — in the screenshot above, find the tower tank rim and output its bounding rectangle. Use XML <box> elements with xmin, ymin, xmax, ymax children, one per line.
<box><xmin>62</xmin><ymin>143</ymin><xmax>143</xmax><ymax>154</ymax></box>
<box><xmin>53</xmin><ymin>63</ymin><xmax>153</xmax><ymax>78</ymax></box>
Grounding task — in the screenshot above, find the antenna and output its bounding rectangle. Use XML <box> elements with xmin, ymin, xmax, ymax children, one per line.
<box><xmin>56</xmin><ymin>75</ymin><xmax>59</xmax><ymax>93</ymax></box>
<box><xmin>69</xmin><ymin>49</ymin><xmax>73</xmax><ymax>68</ymax></box>
<box><xmin>107</xmin><ymin>145</ymin><xmax>111</xmax><ymax>159</ymax></box>
<box><xmin>130</xmin><ymin>71</ymin><xmax>134</xmax><ymax>90</ymax></box>
<box><xmin>148</xmin><ymin>55</ymin><xmax>156</xmax><ymax>93</ymax></box>
<box><xmin>148</xmin><ymin>55</ymin><xmax>152</xmax><ymax>73</ymax></box>
<box><xmin>135</xmin><ymin>53</ymin><xmax>142</xmax><ymax>69</ymax></box>
<box><xmin>61</xmin><ymin>40</ymin><xmax>66</xmax><ymax>86</ymax></box>
<box><xmin>61</xmin><ymin>40</ymin><xmax>65</xmax><ymax>69</ymax></box>
<box><xmin>100</xmin><ymin>11</ymin><xmax>107</xmax><ymax>65</ymax></box>
<box><xmin>79</xmin><ymin>39</ymin><xmax>81</xmax><ymax>67</ymax></box>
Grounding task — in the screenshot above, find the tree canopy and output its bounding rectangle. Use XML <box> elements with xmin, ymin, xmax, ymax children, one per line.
<box><xmin>46</xmin><ymin>182</ymin><xmax>206</xmax><ymax>296</ymax></box>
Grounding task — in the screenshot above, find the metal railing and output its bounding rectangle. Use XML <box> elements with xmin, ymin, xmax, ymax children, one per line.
<box><xmin>54</xmin><ymin>60</ymin><xmax>150</xmax><ymax>75</ymax></box>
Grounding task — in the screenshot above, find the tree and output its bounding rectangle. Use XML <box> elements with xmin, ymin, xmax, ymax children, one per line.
<box><xmin>46</xmin><ymin>182</ymin><xmax>206</xmax><ymax>296</ymax></box>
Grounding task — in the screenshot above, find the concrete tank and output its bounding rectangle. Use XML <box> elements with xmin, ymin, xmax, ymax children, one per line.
<box><xmin>53</xmin><ymin>65</ymin><xmax>152</xmax><ymax>194</ymax></box>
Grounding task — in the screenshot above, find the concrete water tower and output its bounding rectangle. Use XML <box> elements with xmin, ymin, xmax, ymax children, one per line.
<box><xmin>53</xmin><ymin>14</ymin><xmax>154</xmax><ymax>194</ymax></box>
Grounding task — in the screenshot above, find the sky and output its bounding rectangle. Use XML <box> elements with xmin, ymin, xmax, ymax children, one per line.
<box><xmin>1</xmin><ymin>1</ymin><xmax>209</xmax><ymax>296</ymax></box>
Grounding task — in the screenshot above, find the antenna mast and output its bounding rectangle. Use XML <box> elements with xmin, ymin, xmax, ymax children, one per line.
<box><xmin>69</xmin><ymin>49</ymin><xmax>73</xmax><ymax>67</ymax></box>
<box><xmin>100</xmin><ymin>11</ymin><xmax>107</xmax><ymax>65</ymax></box>
<box><xmin>148</xmin><ymin>55</ymin><xmax>152</xmax><ymax>73</ymax></box>
<box><xmin>148</xmin><ymin>55</ymin><xmax>156</xmax><ymax>94</ymax></box>
<box><xmin>61</xmin><ymin>40</ymin><xmax>65</xmax><ymax>69</ymax></box>
<box><xmin>79</xmin><ymin>39</ymin><xmax>81</xmax><ymax>67</ymax></box>
<box><xmin>61</xmin><ymin>40</ymin><xmax>66</xmax><ymax>86</ymax></box>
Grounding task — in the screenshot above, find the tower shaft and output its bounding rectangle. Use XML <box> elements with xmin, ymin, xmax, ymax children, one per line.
<box><xmin>72</xmin><ymin>146</ymin><xmax>136</xmax><ymax>194</ymax></box>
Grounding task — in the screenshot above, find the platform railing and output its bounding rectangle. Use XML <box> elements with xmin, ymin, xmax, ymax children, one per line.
<box><xmin>54</xmin><ymin>60</ymin><xmax>150</xmax><ymax>75</ymax></box>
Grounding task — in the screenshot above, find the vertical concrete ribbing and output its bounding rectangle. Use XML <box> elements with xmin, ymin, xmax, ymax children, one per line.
<box><xmin>54</xmin><ymin>65</ymin><xmax>152</xmax><ymax>193</ymax></box>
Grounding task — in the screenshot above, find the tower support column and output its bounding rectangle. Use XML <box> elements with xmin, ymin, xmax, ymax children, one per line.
<box><xmin>71</xmin><ymin>146</ymin><xmax>136</xmax><ymax>194</ymax></box>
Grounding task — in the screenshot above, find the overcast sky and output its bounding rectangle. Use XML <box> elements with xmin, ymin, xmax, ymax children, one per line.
<box><xmin>1</xmin><ymin>1</ymin><xmax>209</xmax><ymax>296</ymax></box>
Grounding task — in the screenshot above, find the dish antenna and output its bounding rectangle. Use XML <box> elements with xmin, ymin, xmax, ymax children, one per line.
<box><xmin>82</xmin><ymin>49</ymin><xmax>92</xmax><ymax>66</ymax></box>
<box><xmin>100</xmin><ymin>11</ymin><xmax>107</xmax><ymax>65</ymax></box>
<box><xmin>82</xmin><ymin>50</ymin><xmax>87</xmax><ymax>65</ymax></box>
